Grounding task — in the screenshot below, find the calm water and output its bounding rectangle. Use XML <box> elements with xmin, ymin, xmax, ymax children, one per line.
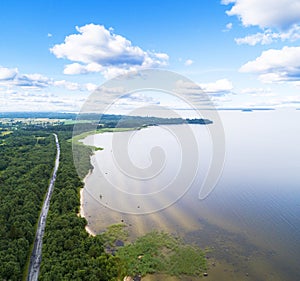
<box><xmin>82</xmin><ymin>109</ymin><xmax>300</xmax><ymax>280</ymax></box>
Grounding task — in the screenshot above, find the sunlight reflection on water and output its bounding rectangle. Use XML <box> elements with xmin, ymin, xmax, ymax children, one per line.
<box><xmin>82</xmin><ymin>109</ymin><xmax>300</xmax><ymax>280</ymax></box>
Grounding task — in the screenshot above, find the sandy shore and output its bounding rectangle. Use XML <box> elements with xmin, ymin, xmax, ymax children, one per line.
<box><xmin>79</xmin><ymin>188</ymin><xmax>95</xmax><ymax>236</ymax></box>
<box><xmin>79</xmin><ymin>169</ymin><xmax>96</xmax><ymax>237</ymax></box>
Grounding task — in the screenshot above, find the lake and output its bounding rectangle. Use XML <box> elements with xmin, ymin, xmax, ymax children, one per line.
<box><xmin>81</xmin><ymin>109</ymin><xmax>300</xmax><ymax>280</ymax></box>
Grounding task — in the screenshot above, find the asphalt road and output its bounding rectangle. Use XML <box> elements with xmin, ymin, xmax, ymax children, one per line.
<box><xmin>26</xmin><ymin>133</ymin><xmax>60</xmax><ymax>281</ymax></box>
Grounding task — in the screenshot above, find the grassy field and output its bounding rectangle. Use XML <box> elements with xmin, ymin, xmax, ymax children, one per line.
<box><xmin>99</xmin><ymin>224</ymin><xmax>208</xmax><ymax>279</ymax></box>
<box><xmin>71</xmin><ymin>127</ymin><xmax>141</xmax><ymax>146</ymax></box>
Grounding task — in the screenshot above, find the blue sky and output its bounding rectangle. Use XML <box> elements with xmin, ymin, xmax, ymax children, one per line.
<box><xmin>1</xmin><ymin>0</ymin><xmax>300</xmax><ymax>112</ymax></box>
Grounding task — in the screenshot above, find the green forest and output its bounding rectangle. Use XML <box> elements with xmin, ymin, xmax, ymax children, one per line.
<box><xmin>0</xmin><ymin>130</ymin><xmax>56</xmax><ymax>280</ymax></box>
<box><xmin>0</xmin><ymin>122</ymin><xmax>207</xmax><ymax>281</ymax></box>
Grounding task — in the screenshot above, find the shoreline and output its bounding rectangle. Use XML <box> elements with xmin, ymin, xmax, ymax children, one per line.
<box><xmin>72</xmin><ymin>126</ymin><xmax>142</xmax><ymax>146</ymax></box>
<box><xmin>76</xmin><ymin>127</ymin><xmax>141</xmax><ymax>237</ymax></box>
<box><xmin>79</xmin><ymin>169</ymin><xmax>96</xmax><ymax>237</ymax></box>
<box><xmin>75</xmin><ymin>126</ymin><xmax>289</xmax><ymax>281</ymax></box>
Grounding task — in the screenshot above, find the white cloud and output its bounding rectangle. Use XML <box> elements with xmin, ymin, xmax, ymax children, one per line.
<box><xmin>199</xmin><ymin>79</ymin><xmax>233</xmax><ymax>94</ymax></box>
<box><xmin>0</xmin><ymin>64</ymin><xmax>98</xmax><ymax>97</ymax></box>
<box><xmin>223</xmin><ymin>22</ymin><xmax>233</xmax><ymax>32</ymax></box>
<box><xmin>51</xmin><ymin>24</ymin><xmax>169</xmax><ymax>78</ymax></box>
<box><xmin>184</xmin><ymin>59</ymin><xmax>194</xmax><ymax>66</ymax></box>
<box><xmin>51</xmin><ymin>24</ymin><xmax>144</xmax><ymax>64</ymax></box>
<box><xmin>63</xmin><ymin>63</ymin><xmax>89</xmax><ymax>75</ymax></box>
<box><xmin>222</xmin><ymin>0</ymin><xmax>300</xmax><ymax>29</ymax></box>
<box><xmin>240</xmin><ymin>46</ymin><xmax>300</xmax><ymax>83</ymax></box>
<box><xmin>235</xmin><ymin>30</ymin><xmax>276</xmax><ymax>46</ymax></box>
<box><xmin>0</xmin><ymin>64</ymin><xmax>102</xmax><ymax>111</ymax></box>
<box><xmin>115</xmin><ymin>93</ymin><xmax>160</xmax><ymax>108</ymax></box>
<box><xmin>47</xmin><ymin>33</ymin><xmax>53</xmax><ymax>37</ymax></box>
<box><xmin>155</xmin><ymin>53</ymin><xmax>169</xmax><ymax>60</ymax></box>
<box><xmin>226</xmin><ymin>22</ymin><xmax>233</xmax><ymax>29</ymax></box>
<box><xmin>53</xmin><ymin>80</ymin><xmax>81</xmax><ymax>91</ymax></box>
<box><xmin>15</xmin><ymin>73</ymin><xmax>51</xmax><ymax>89</ymax></box>
<box><xmin>221</xmin><ymin>0</ymin><xmax>235</xmax><ymax>4</ymax></box>
<box><xmin>0</xmin><ymin>68</ymin><xmax>53</xmax><ymax>90</ymax></box>
<box><xmin>0</xmin><ymin>66</ymin><xmax>18</xmax><ymax>81</ymax></box>
<box><xmin>223</xmin><ymin>0</ymin><xmax>300</xmax><ymax>46</ymax></box>
<box><xmin>175</xmin><ymin>80</ymin><xmax>203</xmax><ymax>95</ymax></box>
<box><xmin>85</xmin><ymin>83</ymin><xmax>98</xmax><ymax>92</ymax></box>
<box><xmin>173</xmin><ymin>78</ymin><xmax>234</xmax><ymax>109</ymax></box>
<box><xmin>175</xmin><ymin>78</ymin><xmax>233</xmax><ymax>96</ymax></box>
<box><xmin>235</xmin><ymin>25</ymin><xmax>300</xmax><ymax>45</ymax></box>
<box><xmin>0</xmin><ymin>89</ymin><xmax>85</xmax><ymax>112</ymax></box>
<box><xmin>101</xmin><ymin>66</ymin><xmax>140</xmax><ymax>79</ymax></box>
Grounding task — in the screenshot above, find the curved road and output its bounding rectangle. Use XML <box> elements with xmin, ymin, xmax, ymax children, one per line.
<box><xmin>27</xmin><ymin>133</ymin><xmax>60</xmax><ymax>281</ymax></box>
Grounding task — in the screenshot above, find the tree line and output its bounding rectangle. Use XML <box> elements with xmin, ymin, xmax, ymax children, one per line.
<box><xmin>0</xmin><ymin>130</ymin><xmax>56</xmax><ymax>280</ymax></box>
<box><xmin>0</xmin><ymin>124</ymin><xmax>207</xmax><ymax>280</ymax></box>
<box><xmin>38</xmin><ymin>131</ymin><xmax>121</xmax><ymax>280</ymax></box>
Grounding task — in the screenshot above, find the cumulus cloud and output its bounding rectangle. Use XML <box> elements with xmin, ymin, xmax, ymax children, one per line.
<box><xmin>173</xmin><ymin>78</ymin><xmax>234</xmax><ymax>109</ymax></box>
<box><xmin>175</xmin><ymin>80</ymin><xmax>203</xmax><ymax>95</ymax></box>
<box><xmin>222</xmin><ymin>0</ymin><xmax>300</xmax><ymax>29</ymax></box>
<box><xmin>240</xmin><ymin>46</ymin><xmax>300</xmax><ymax>82</ymax></box>
<box><xmin>15</xmin><ymin>73</ymin><xmax>51</xmax><ymax>88</ymax></box>
<box><xmin>0</xmin><ymin>71</ymin><xmax>52</xmax><ymax>90</ymax></box>
<box><xmin>0</xmin><ymin>66</ymin><xmax>18</xmax><ymax>81</ymax></box>
<box><xmin>0</xmin><ymin>89</ymin><xmax>86</xmax><ymax>112</ymax></box>
<box><xmin>235</xmin><ymin>25</ymin><xmax>300</xmax><ymax>45</ymax></box>
<box><xmin>184</xmin><ymin>59</ymin><xmax>194</xmax><ymax>66</ymax></box>
<box><xmin>175</xmin><ymin>78</ymin><xmax>233</xmax><ymax>96</ymax></box>
<box><xmin>0</xmin><ymin>64</ymin><xmax>100</xmax><ymax>111</ymax></box>
<box><xmin>223</xmin><ymin>0</ymin><xmax>300</xmax><ymax>45</ymax></box>
<box><xmin>223</xmin><ymin>22</ymin><xmax>233</xmax><ymax>32</ymax></box>
<box><xmin>53</xmin><ymin>80</ymin><xmax>81</xmax><ymax>91</ymax></box>
<box><xmin>226</xmin><ymin>23</ymin><xmax>233</xmax><ymax>29</ymax></box>
<box><xmin>115</xmin><ymin>93</ymin><xmax>160</xmax><ymax>108</ymax></box>
<box><xmin>0</xmin><ymin>67</ymin><xmax>53</xmax><ymax>90</ymax></box>
<box><xmin>85</xmin><ymin>83</ymin><xmax>98</xmax><ymax>92</ymax></box>
<box><xmin>0</xmin><ymin>64</ymin><xmax>98</xmax><ymax>97</ymax></box>
<box><xmin>51</xmin><ymin>24</ymin><xmax>169</xmax><ymax>78</ymax></box>
<box><xmin>235</xmin><ymin>30</ymin><xmax>276</xmax><ymax>45</ymax></box>
<box><xmin>199</xmin><ymin>79</ymin><xmax>233</xmax><ymax>95</ymax></box>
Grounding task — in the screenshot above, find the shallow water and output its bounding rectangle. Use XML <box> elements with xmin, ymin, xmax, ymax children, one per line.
<box><xmin>81</xmin><ymin>109</ymin><xmax>300</xmax><ymax>280</ymax></box>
